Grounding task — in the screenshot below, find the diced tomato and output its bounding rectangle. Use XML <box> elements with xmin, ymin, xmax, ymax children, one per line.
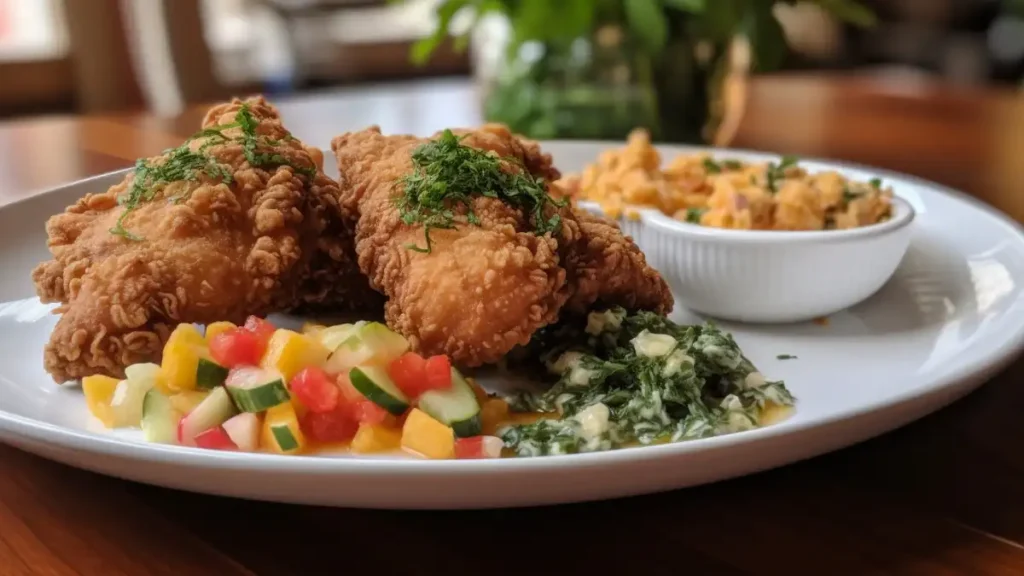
<box><xmin>194</xmin><ymin>427</ymin><xmax>238</xmax><ymax>451</ymax></box>
<box><xmin>424</xmin><ymin>355</ymin><xmax>453</xmax><ymax>391</ymax></box>
<box><xmin>454</xmin><ymin>436</ymin><xmax>504</xmax><ymax>459</ymax></box>
<box><xmin>300</xmin><ymin>405</ymin><xmax>358</xmax><ymax>443</ymax></box>
<box><xmin>209</xmin><ymin>328</ymin><xmax>264</xmax><ymax>367</ymax></box>
<box><xmin>352</xmin><ymin>400</ymin><xmax>393</xmax><ymax>426</ymax></box>
<box><xmin>387</xmin><ymin>352</ymin><xmax>427</xmax><ymax>397</ymax></box>
<box><xmin>243</xmin><ymin>316</ymin><xmax>276</xmax><ymax>346</ymax></box>
<box><xmin>289</xmin><ymin>367</ymin><xmax>339</xmax><ymax>413</ymax></box>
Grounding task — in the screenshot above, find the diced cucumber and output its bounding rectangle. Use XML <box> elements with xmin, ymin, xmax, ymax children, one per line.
<box><xmin>196</xmin><ymin>357</ymin><xmax>229</xmax><ymax>390</ymax></box>
<box><xmin>222</xmin><ymin>412</ymin><xmax>261</xmax><ymax>452</ymax></box>
<box><xmin>225</xmin><ymin>366</ymin><xmax>290</xmax><ymax>412</ymax></box>
<box><xmin>110</xmin><ymin>375</ymin><xmax>155</xmax><ymax>428</ymax></box>
<box><xmin>178</xmin><ymin>387</ymin><xmax>237</xmax><ymax>446</ymax></box>
<box><xmin>324</xmin><ymin>322</ymin><xmax>409</xmax><ymax>373</ymax></box>
<box><xmin>125</xmin><ymin>362</ymin><xmax>162</xmax><ymax>385</ymax></box>
<box><xmin>358</xmin><ymin>322</ymin><xmax>409</xmax><ymax>359</ymax></box>
<box><xmin>417</xmin><ymin>368</ymin><xmax>482</xmax><ymax>438</ymax></box>
<box><xmin>316</xmin><ymin>321</ymin><xmax>365</xmax><ymax>352</ymax></box>
<box><xmin>141</xmin><ymin>389</ymin><xmax>178</xmax><ymax>444</ymax></box>
<box><xmin>270</xmin><ymin>424</ymin><xmax>300</xmax><ymax>452</ymax></box>
<box><xmin>349</xmin><ymin>365</ymin><xmax>410</xmax><ymax>415</ymax></box>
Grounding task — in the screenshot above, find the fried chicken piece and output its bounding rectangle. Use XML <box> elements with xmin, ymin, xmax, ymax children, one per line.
<box><xmin>562</xmin><ymin>208</ymin><xmax>673</xmax><ymax>315</ymax></box>
<box><xmin>331</xmin><ymin>124</ymin><xmax>672</xmax><ymax>366</ymax></box>
<box><xmin>331</xmin><ymin>124</ymin><xmax>575</xmax><ymax>366</ymax></box>
<box><xmin>32</xmin><ymin>97</ymin><xmax>371</xmax><ymax>383</ymax></box>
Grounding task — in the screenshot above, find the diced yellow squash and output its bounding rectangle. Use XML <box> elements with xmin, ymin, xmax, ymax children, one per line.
<box><xmin>160</xmin><ymin>324</ymin><xmax>207</xmax><ymax>392</ymax></box>
<box><xmin>480</xmin><ymin>398</ymin><xmax>510</xmax><ymax>436</ymax></box>
<box><xmin>204</xmin><ymin>321</ymin><xmax>237</xmax><ymax>342</ymax></box>
<box><xmin>83</xmin><ymin>375</ymin><xmax>120</xmax><ymax>428</ymax></box>
<box><xmin>401</xmin><ymin>408</ymin><xmax>454</xmax><ymax>459</ymax></box>
<box><xmin>351</xmin><ymin>424</ymin><xmax>402</xmax><ymax>454</ymax></box>
<box><xmin>260</xmin><ymin>329</ymin><xmax>330</xmax><ymax>382</ymax></box>
<box><xmin>169</xmin><ymin>390</ymin><xmax>210</xmax><ymax>414</ymax></box>
<box><xmin>261</xmin><ymin>402</ymin><xmax>306</xmax><ymax>454</ymax></box>
<box><xmin>468</xmin><ymin>377</ymin><xmax>489</xmax><ymax>405</ymax></box>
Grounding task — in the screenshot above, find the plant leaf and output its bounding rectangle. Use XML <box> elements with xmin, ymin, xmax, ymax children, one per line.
<box><xmin>691</xmin><ymin>0</ymin><xmax>739</xmax><ymax>42</ymax></box>
<box><xmin>663</xmin><ymin>0</ymin><xmax>706</xmax><ymax>12</ymax></box>
<box><xmin>742</xmin><ymin>2</ymin><xmax>787</xmax><ymax>72</ymax></box>
<box><xmin>624</xmin><ymin>0</ymin><xmax>668</xmax><ymax>54</ymax></box>
<box><xmin>411</xmin><ymin>0</ymin><xmax>471</xmax><ymax>65</ymax></box>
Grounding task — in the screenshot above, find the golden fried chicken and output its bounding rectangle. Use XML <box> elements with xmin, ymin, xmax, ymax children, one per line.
<box><xmin>32</xmin><ymin>97</ymin><xmax>373</xmax><ymax>383</ymax></box>
<box><xmin>562</xmin><ymin>209</ymin><xmax>673</xmax><ymax>316</ymax></box>
<box><xmin>331</xmin><ymin>124</ymin><xmax>672</xmax><ymax>366</ymax></box>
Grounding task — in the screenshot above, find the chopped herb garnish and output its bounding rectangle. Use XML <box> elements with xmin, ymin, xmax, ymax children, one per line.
<box><xmin>396</xmin><ymin>129</ymin><xmax>566</xmax><ymax>253</ymax></box>
<box><xmin>723</xmin><ymin>159</ymin><xmax>743</xmax><ymax>170</ymax></box>
<box><xmin>500</xmin><ymin>308</ymin><xmax>796</xmax><ymax>456</ymax></box>
<box><xmin>685</xmin><ymin>207</ymin><xmax>706</xmax><ymax>223</ymax></box>
<box><xmin>776</xmin><ymin>354</ymin><xmax>798</xmax><ymax>360</ymax></box>
<box><xmin>703</xmin><ymin>158</ymin><xmax>721</xmax><ymax>174</ymax></box>
<box><xmin>842</xmin><ymin>186</ymin><xmax>862</xmax><ymax>203</ymax></box>
<box><xmin>109</xmin><ymin>102</ymin><xmax>315</xmax><ymax>240</ymax></box>
<box><xmin>766</xmin><ymin>154</ymin><xmax>798</xmax><ymax>193</ymax></box>
<box><xmin>869</xmin><ymin>177</ymin><xmax>882</xmax><ymax>189</ymax></box>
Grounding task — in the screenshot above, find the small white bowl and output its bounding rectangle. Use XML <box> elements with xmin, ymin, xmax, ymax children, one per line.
<box><xmin>579</xmin><ymin>197</ymin><xmax>916</xmax><ymax>323</ymax></box>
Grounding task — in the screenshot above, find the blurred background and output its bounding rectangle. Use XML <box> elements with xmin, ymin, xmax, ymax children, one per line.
<box><xmin>5</xmin><ymin>0</ymin><xmax>1024</xmax><ymax>140</ymax></box>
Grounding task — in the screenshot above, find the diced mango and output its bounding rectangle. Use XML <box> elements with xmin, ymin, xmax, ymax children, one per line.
<box><xmin>351</xmin><ymin>424</ymin><xmax>402</xmax><ymax>454</ymax></box>
<box><xmin>401</xmin><ymin>408</ymin><xmax>454</xmax><ymax>459</ymax></box>
<box><xmin>82</xmin><ymin>375</ymin><xmax>120</xmax><ymax>428</ymax></box>
<box><xmin>169</xmin><ymin>390</ymin><xmax>210</xmax><ymax>414</ymax></box>
<box><xmin>261</xmin><ymin>402</ymin><xmax>306</xmax><ymax>454</ymax></box>
<box><xmin>160</xmin><ymin>324</ymin><xmax>207</xmax><ymax>392</ymax></box>
<box><xmin>480</xmin><ymin>398</ymin><xmax>510</xmax><ymax>436</ymax></box>
<box><xmin>261</xmin><ymin>329</ymin><xmax>330</xmax><ymax>382</ymax></box>
<box><xmin>204</xmin><ymin>321</ymin><xmax>237</xmax><ymax>342</ymax></box>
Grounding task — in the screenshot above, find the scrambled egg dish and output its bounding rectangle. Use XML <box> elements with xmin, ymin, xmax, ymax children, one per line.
<box><xmin>558</xmin><ymin>129</ymin><xmax>893</xmax><ymax>231</ymax></box>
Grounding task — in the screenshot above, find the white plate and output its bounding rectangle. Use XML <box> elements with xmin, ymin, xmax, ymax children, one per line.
<box><xmin>1</xmin><ymin>144</ymin><xmax>1023</xmax><ymax>510</ymax></box>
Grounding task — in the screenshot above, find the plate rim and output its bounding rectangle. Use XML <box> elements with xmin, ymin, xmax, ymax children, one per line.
<box><xmin>2</xmin><ymin>141</ymin><xmax>1024</xmax><ymax>476</ymax></box>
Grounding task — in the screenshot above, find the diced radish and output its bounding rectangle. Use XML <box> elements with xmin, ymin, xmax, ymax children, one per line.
<box><xmin>243</xmin><ymin>316</ymin><xmax>277</xmax><ymax>346</ymax></box>
<box><xmin>177</xmin><ymin>387</ymin><xmax>237</xmax><ymax>446</ymax></box>
<box><xmin>289</xmin><ymin>367</ymin><xmax>339</xmax><ymax>413</ymax></box>
<box><xmin>300</xmin><ymin>405</ymin><xmax>358</xmax><ymax>443</ymax></box>
<box><xmin>210</xmin><ymin>328</ymin><xmax>264</xmax><ymax>368</ymax></box>
<box><xmin>454</xmin><ymin>436</ymin><xmax>504</xmax><ymax>459</ymax></box>
<box><xmin>424</xmin><ymin>355</ymin><xmax>453</xmax><ymax>391</ymax></box>
<box><xmin>195</xmin><ymin>427</ymin><xmax>238</xmax><ymax>451</ymax></box>
<box><xmin>221</xmin><ymin>412</ymin><xmax>261</xmax><ymax>451</ymax></box>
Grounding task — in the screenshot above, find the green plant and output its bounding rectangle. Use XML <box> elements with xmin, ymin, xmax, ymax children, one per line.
<box><xmin>409</xmin><ymin>0</ymin><xmax>875</xmax><ymax>72</ymax></box>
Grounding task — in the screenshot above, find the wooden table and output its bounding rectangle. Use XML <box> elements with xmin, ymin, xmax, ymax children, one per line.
<box><xmin>3</xmin><ymin>74</ymin><xmax>1024</xmax><ymax>575</ymax></box>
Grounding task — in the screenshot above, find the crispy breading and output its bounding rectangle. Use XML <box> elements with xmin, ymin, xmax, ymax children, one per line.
<box><xmin>331</xmin><ymin>124</ymin><xmax>672</xmax><ymax>366</ymax></box>
<box><xmin>32</xmin><ymin>97</ymin><xmax>375</xmax><ymax>382</ymax></box>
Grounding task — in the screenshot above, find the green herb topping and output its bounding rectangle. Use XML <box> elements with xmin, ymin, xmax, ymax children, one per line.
<box><xmin>685</xmin><ymin>207</ymin><xmax>706</xmax><ymax>224</ymax></box>
<box><xmin>766</xmin><ymin>154</ymin><xmax>798</xmax><ymax>193</ymax></box>
<box><xmin>109</xmin><ymin>102</ymin><xmax>315</xmax><ymax>240</ymax></box>
<box><xmin>869</xmin><ymin>177</ymin><xmax>883</xmax><ymax>189</ymax></box>
<box><xmin>396</xmin><ymin>129</ymin><xmax>566</xmax><ymax>253</ymax></box>
<box><xmin>702</xmin><ymin>158</ymin><xmax>721</xmax><ymax>174</ymax></box>
<box><xmin>500</xmin><ymin>308</ymin><xmax>795</xmax><ymax>456</ymax></box>
<box><xmin>842</xmin><ymin>186</ymin><xmax>862</xmax><ymax>203</ymax></box>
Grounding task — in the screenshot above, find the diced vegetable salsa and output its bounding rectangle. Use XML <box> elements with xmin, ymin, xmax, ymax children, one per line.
<box><xmin>84</xmin><ymin>316</ymin><xmax>486</xmax><ymax>459</ymax></box>
<box><xmin>81</xmin><ymin>310</ymin><xmax>796</xmax><ymax>459</ymax></box>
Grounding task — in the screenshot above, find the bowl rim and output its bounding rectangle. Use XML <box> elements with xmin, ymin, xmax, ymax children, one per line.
<box><xmin>579</xmin><ymin>195</ymin><xmax>915</xmax><ymax>245</ymax></box>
